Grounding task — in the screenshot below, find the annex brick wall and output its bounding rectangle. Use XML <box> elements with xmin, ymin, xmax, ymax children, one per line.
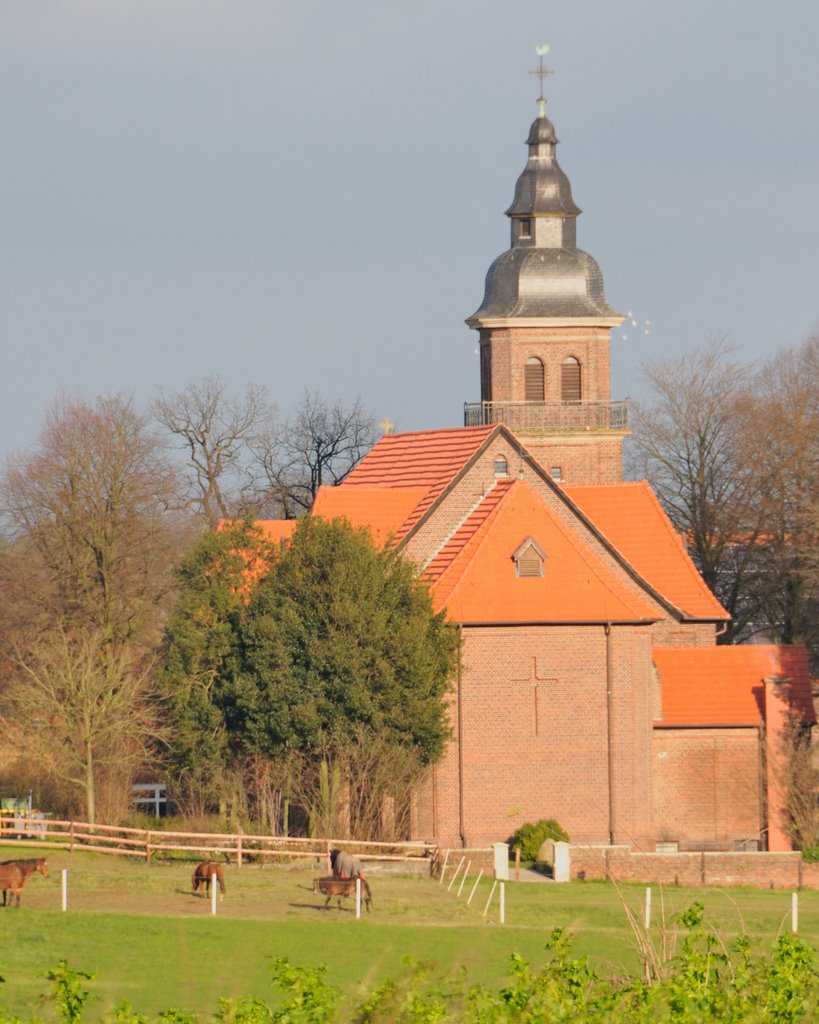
<box><xmin>652</xmin><ymin>729</ymin><xmax>761</xmax><ymax>845</ymax></box>
<box><xmin>651</xmin><ymin>621</ymin><xmax>717</xmax><ymax>647</ymax></box>
<box><xmin>414</xmin><ymin>623</ymin><xmax>656</xmax><ymax>849</ymax></box>
<box><xmin>569</xmin><ymin>845</ymin><xmax>819</xmax><ymax>890</ymax></box>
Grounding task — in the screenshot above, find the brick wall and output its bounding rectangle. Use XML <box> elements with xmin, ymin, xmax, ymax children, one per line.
<box><xmin>517</xmin><ymin>434</ymin><xmax>624</xmax><ymax>486</ymax></box>
<box><xmin>480</xmin><ymin>326</ymin><xmax>613</xmax><ymax>404</ymax></box>
<box><xmin>569</xmin><ymin>845</ymin><xmax>819</xmax><ymax>889</ymax></box>
<box><xmin>652</xmin><ymin>728</ymin><xmax>762</xmax><ymax>844</ymax></box>
<box><xmin>414</xmin><ymin>623</ymin><xmax>656</xmax><ymax>849</ymax></box>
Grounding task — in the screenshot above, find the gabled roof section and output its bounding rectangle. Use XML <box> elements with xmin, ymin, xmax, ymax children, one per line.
<box><xmin>565</xmin><ymin>480</ymin><xmax>728</xmax><ymax>621</ymax></box>
<box><xmin>311</xmin><ymin>486</ymin><xmax>427</xmax><ymax>548</ymax></box>
<box><xmin>653</xmin><ymin>645</ymin><xmax>815</xmax><ymax>726</ymax></box>
<box><xmin>255</xmin><ymin>520</ymin><xmax>298</xmax><ymax>545</ymax></box>
<box><xmin>429</xmin><ymin>479</ymin><xmax>660</xmax><ymax>624</ymax></box>
<box><xmin>343</xmin><ymin>425</ymin><xmax>499</xmax><ymax>539</ymax></box>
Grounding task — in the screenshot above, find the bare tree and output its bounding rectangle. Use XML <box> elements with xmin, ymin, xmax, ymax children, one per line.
<box><xmin>745</xmin><ymin>331</ymin><xmax>819</xmax><ymax>654</ymax></box>
<box><xmin>627</xmin><ymin>337</ymin><xmax>764</xmax><ymax>640</ymax></box>
<box><xmin>254</xmin><ymin>391</ymin><xmax>378</xmax><ymax>516</ymax></box>
<box><xmin>1</xmin><ymin>628</ymin><xmax>163</xmax><ymax>824</ymax></box>
<box><xmin>0</xmin><ymin>393</ymin><xmax>186</xmax><ymax>654</ymax></box>
<box><xmin>154</xmin><ymin>376</ymin><xmax>275</xmax><ymax>526</ymax></box>
<box><xmin>779</xmin><ymin>714</ymin><xmax>819</xmax><ymax>853</ymax></box>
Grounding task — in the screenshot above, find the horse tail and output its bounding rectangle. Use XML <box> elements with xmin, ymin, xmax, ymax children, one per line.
<box><xmin>362</xmin><ymin>878</ymin><xmax>373</xmax><ymax>906</ymax></box>
<box><xmin>218</xmin><ymin>866</ymin><xmax>226</xmax><ymax>895</ymax></box>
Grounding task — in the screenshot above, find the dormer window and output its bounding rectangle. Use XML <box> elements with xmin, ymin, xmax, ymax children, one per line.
<box><xmin>494</xmin><ymin>456</ymin><xmax>508</xmax><ymax>477</ymax></box>
<box><xmin>513</xmin><ymin>537</ymin><xmax>546</xmax><ymax>579</ymax></box>
<box><xmin>517</xmin><ymin>218</ymin><xmax>532</xmax><ymax>239</ymax></box>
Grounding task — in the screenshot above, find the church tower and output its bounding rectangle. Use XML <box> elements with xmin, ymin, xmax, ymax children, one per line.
<box><xmin>465</xmin><ymin>91</ymin><xmax>627</xmax><ymax>485</ymax></box>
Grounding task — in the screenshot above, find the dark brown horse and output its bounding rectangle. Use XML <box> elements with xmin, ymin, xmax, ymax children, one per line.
<box><xmin>0</xmin><ymin>858</ymin><xmax>49</xmax><ymax>908</ymax></box>
<box><xmin>192</xmin><ymin>861</ymin><xmax>226</xmax><ymax>899</ymax></box>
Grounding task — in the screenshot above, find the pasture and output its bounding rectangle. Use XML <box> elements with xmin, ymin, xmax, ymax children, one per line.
<box><xmin>0</xmin><ymin>845</ymin><xmax>817</xmax><ymax>1021</ymax></box>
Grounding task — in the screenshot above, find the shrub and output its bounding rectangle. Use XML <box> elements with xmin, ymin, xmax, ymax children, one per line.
<box><xmin>508</xmin><ymin>818</ymin><xmax>570</xmax><ymax>862</ymax></box>
<box><xmin>801</xmin><ymin>845</ymin><xmax>819</xmax><ymax>863</ymax></box>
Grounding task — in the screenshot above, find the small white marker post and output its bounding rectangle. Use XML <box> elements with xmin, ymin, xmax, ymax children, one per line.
<box><xmin>457</xmin><ymin>860</ymin><xmax>472</xmax><ymax>898</ymax></box>
<box><xmin>438</xmin><ymin>849</ymin><xmax>450</xmax><ymax>885</ymax></box>
<box><xmin>792</xmin><ymin>892</ymin><xmax>798</xmax><ymax>934</ymax></box>
<box><xmin>61</xmin><ymin>869</ymin><xmax>67</xmax><ymax>912</ymax></box>
<box><xmin>482</xmin><ymin>879</ymin><xmax>498</xmax><ymax>917</ymax></box>
<box><xmin>645</xmin><ymin>887</ymin><xmax>651</xmax><ymax>929</ymax></box>
<box><xmin>211</xmin><ymin>874</ymin><xmax>217</xmax><ymax>915</ymax></box>
<box><xmin>448</xmin><ymin>857</ymin><xmax>465</xmax><ymax>892</ymax></box>
<box><xmin>467</xmin><ymin>869</ymin><xmax>483</xmax><ymax>906</ymax></box>
<box><xmin>499</xmin><ymin>881</ymin><xmax>505</xmax><ymax>924</ymax></box>
<box><xmin>356</xmin><ymin>877</ymin><xmax>361</xmax><ymax>919</ymax></box>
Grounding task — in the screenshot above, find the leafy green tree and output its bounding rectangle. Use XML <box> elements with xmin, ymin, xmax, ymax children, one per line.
<box><xmin>160</xmin><ymin>516</ymin><xmax>459</xmax><ymax>829</ymax></box>
<box><xmin>235</xmin><ymin>517</ymin><xmax>458</xmax><ymax>765</ymax></box>
<box><xmin>158</xmin><ymin>520</ymin><xmax>280</xmax><ymax>815</ymax></box>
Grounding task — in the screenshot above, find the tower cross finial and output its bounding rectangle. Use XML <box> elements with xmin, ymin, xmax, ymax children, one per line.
<box><xmin>529</xmin><ymin>44</ymin><xmax>553</xmax><ymax>116</ymax></box>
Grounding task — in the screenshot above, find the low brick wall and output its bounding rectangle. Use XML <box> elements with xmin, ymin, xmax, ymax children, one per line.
<box><xmin>569</xmin><ymin>845</ymin><xmax>819</xmax><ymax>890</ymax></box>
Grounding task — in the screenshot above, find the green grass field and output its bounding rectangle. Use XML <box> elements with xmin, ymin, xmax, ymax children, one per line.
<box><xmin>0</xmin><ymin>845</ymin><xmax>817</xmax><ymax>1020</ymax></box>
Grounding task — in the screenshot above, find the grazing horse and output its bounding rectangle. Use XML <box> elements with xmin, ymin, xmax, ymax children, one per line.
<box><xmin>191</xmin><ymin>861</ymin><xmax>226</xmax><ymax>899</ymax></box>
<box><xmin>0</xmin><ymin>858</ymin><xmax>49</xmax><ymax>908</ymax></box>
<box><xmin>313</xmin><ymin>874</ymin><xmax>372</xmax><ymax>912</ymax></box>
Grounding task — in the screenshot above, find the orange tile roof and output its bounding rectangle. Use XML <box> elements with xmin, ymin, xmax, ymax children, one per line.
<box><xmin>311</xmin><ymin>486</ymin><xmax>427</xmax><ymax>548</ymax></box>
<box><xmin>653</xmin><ymin>645</ymin><xmax>815</xmax><ymax>725</ymax></box>
<box><xmin>565</xmin><ymin>481</ymin><xmax>728</xmax><ymax>621</ymax></box>
<box><xmin>343</xmin><ymin>425</ymin><xmax>498</xmax><ymax>539</ymax></box>
<box><xmin>255</xmin><ymin>520</ymin><xmax>298</xmax><ymax>544</ymax></box>
<box><xmin>429</xmin><ymin>479</ymin><xmax>659</xmax><ymax>623</ymax></box>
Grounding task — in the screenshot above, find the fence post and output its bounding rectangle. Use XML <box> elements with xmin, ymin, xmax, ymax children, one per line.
<box><xmin>467</xmin><ymin>869</ymin><xmax>483</xmax><ymax>906</ymax></box>
<box><xmin>448</xmin><ymin>857</ymin><xmax>465</xmax><ymax>892</ymax></box>
<box><xmin>356</xmin><ymin>877</ymin><xmax>361</xmax><ymax>919</ymax></box>
<box><xmin>61</xmin><ymin>869</ymin><xmax>67</xmax><ymax>912</ymax></box>
<box><xmin>211</xmin><ymin>874</ymin><xmax>217</xmax><ymax>915</ymax></box>
<box><xmin>145</xmin><ymin>830</ymin><xmax>151</xmax><ymax>863</ymax></box>
<box><xmin>645</xmin><ymin>887</ymin><xmax>651</xmax><ymax>929</ymax></box>
<box><xmin>499</xmin><ymin>881</ymin><xmax>505</xmax><ymax>924</ymax></box>
<box><xmin>69</xmin><ymin>821</ymin><xmax>75</xmax><ymax>854</ymax></box>
<box><xmin>237</xmin><ymin>833</ymin><xmax>243</xmax><ymax>869</ymax></box>
<box><xmin>792</xmin><ymin>892</ymin><xmax>798</xmax><ymax>934</ymax></box>
<box><xmin>438</xmin><ymin>849</ymin><xmax>450</xmax><ymax>885</ymax></box>
<box><xmin>457</xmin><ymin>860</ymin><xmax>471</xmax><ymax>897</ymax></box>
<box><xmin>482</xmin><ymin>879</ymin><xmax>498</xmax><ymax>917</ymax></box>
<box><xmin>515</xmin><ymin>846</ymin><xmax>521</xmax><ymax>882</ymax></box>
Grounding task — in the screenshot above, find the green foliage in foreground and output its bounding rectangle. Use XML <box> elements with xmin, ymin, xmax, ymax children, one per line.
<box><xmin>4</xmin><ymin>909</ymin><xmax>818</xmax><ymax>1024</ymax></box>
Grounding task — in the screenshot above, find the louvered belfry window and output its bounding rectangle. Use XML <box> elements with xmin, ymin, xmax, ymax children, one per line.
<box><xmin>513</xmin><ymin>538</ymin><xmax>546</xmax><ymax>578</ymax></box>
<box><xmin>561</xmin><ymin>357</ymin><xmax>581</xmax><ymax>402</ymax></box>
<box><xmin>524</xmin><ymin>357</ymin><xmax>545</xmax><ymax>402</ymax></box>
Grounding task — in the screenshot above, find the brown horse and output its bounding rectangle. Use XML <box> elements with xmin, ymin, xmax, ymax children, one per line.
<box><xmin>313</xmin><ymin>874</ymin><xmax>372</xmax><ymax>912</ymax></box>
<box><xmin>0</xmin><ymin>858</ymin><xmax>49</xmax><ymax>908</ymax></box>
<box><xmin>192</xmin><ymin>861</ymin><xmax>226</xmax><ymax>899</ymax></box>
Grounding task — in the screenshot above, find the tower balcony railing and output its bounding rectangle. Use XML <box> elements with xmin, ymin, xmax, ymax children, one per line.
<box><xmin>463</xmin><ymin>398</ymin><xmax>629</xmax><ymax>433</ymax></box>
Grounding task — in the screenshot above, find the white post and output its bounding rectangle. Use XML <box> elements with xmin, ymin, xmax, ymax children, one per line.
<box><xmin>438</xmin><ymin>849</ymin><xmax>450</xmax><ymax>885</ymax></box>
<box><xmin>61</xmin><ymin>869</ymin><xmax>67</xmax><ymax>912</ymax></box>
<box><xmin>792</xmin><ymin>892</ymin><xmax>798</xmax><ymax>933</ymax></box>
<box><xmin>645</xmin><ymin>886</ymin><xmax>651</xmax><ymax>929</ymax></box>
<box><xmin>211</xmin><ymin>874</ymin><xmax>217</xmax><ymax>915</ymax></box>
<box><xmin>356</xmin><ymin>877</ymin><xmax>361</xmax><ymax>919</ymax></box>
<box><xmin>499</xmin><ymin>881</ymin><xmax>505</xmax><ymax>924</ymax></box>
<box><xmin>482</xmin><ymin>879</ymin><xmax>497</xmax><ymax>917</ymax></box>
<box><xmin>448</xmin><ymin>857</ymin><xmax>465</xmax><ymax>892</ymax></box>
<box><xmin>467</xmin><ymin>868</ymin><xmax>483</xmax><ymax>906</ymax></box>
<box><xmin>457</xmin><ymin>860</ymin><xmax>471</xmax><ymax>897</ymax></box>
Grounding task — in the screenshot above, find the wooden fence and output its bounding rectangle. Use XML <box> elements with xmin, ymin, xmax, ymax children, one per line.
<box><xmin>0</xmin><ymin>818</ymin><xmax>437</xmax><ymax>869</ymax></box>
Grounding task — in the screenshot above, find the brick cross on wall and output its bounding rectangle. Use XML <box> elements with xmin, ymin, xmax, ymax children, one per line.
<box><xmin>512</xmin><ymin>658</ymin><xmax>556</xmax><ymax>735</ymax></box>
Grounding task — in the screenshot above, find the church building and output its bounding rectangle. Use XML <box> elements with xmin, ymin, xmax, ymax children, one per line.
<box><xmin>262</xmin><ymin>97</ymin><xmax>813</xmax><ymax>854</ymax></box>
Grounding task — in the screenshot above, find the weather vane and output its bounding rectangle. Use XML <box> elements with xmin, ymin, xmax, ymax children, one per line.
<box><xmin>529</xmin><ymin>44</ymin><xmax>553</xmax><ymax>117</ymax></box>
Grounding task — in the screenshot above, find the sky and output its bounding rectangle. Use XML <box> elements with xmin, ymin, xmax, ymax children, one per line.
<box><xmin>1</xmin><ymin>1</ymin><xmax>817</xmax><ymax>461</ymax></box>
